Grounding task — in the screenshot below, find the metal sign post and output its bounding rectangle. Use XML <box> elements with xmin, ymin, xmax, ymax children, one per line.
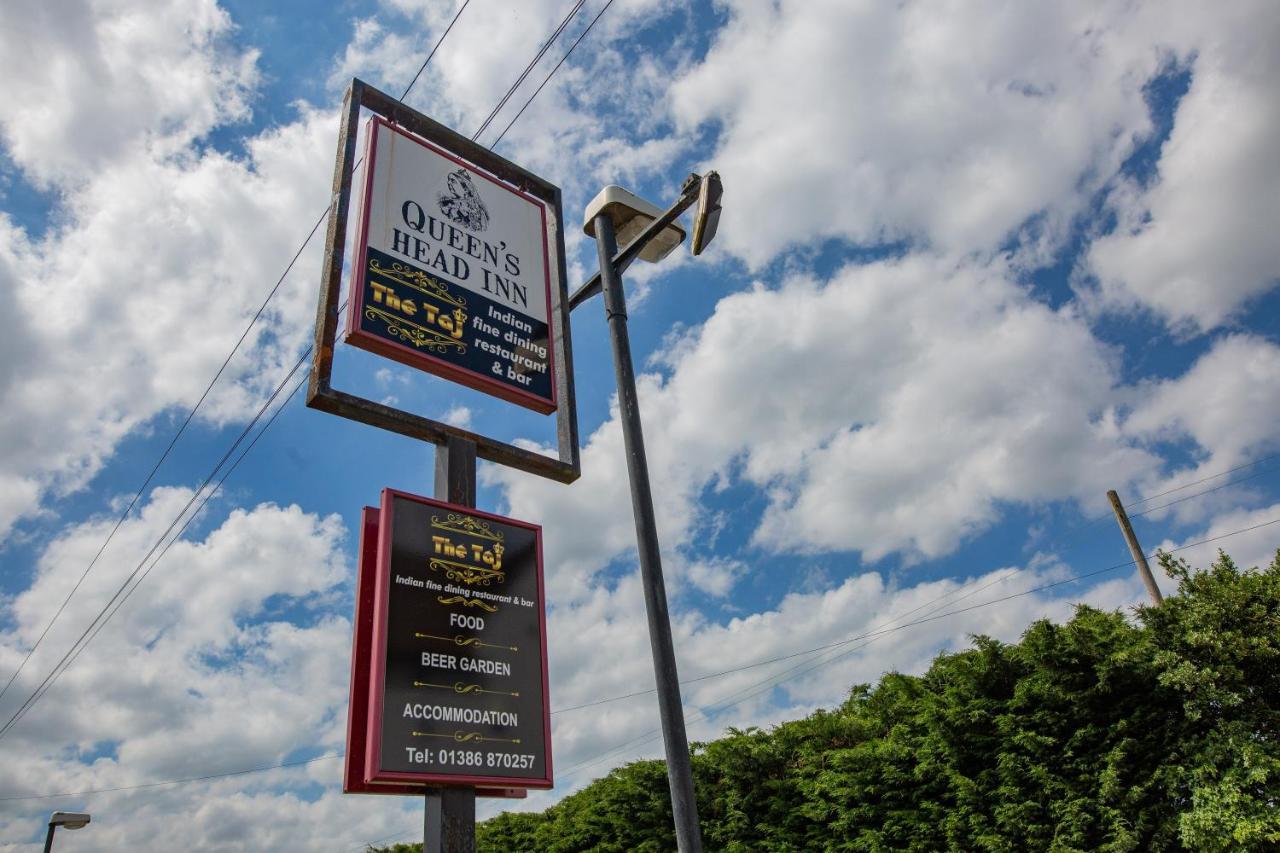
<box><xmin>429</xmin><ymin>437</ymin><xmax>478</xmax><ymax>852</ymax></box>
<box><xmin>313</xmin><ymin>79</ymin><xmax>575</xmax><ymax>853</ymax></box>
<box><xmin>315</xmin><ymin>77</ymin><xmax>719</xmax><ymax>853</ymax></box>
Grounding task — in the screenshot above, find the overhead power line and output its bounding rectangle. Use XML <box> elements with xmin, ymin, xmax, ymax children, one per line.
<box><xmin>549</xmin><ymin>566</ymin><xmax>1022</xmax><ymax>716</ymax></box>
<box><xmin>0</xmin><ymin>348</ymin><xmax>315</xmax><ymax>742</ymax></box>
<box><xmin>1128</xmin><ymin>461</ymin><xmax>1280</xmax><ymax>520</ymax></box>
<box><xmin>0</xmin><ymin>204</ymin><xmax>330</xmax><ymax>712</ymax></box>
<box><xmin>555</xmin><ymin>515</ymin><xmax>1280</xmax><ymax>777</ymax></box>
<box><xmin>399</xmin><ymin>0</ymin><xmax>472</xmax><ymax>102</ymax></box>
<box><xmin>558</xmin><ymin>568</ymin><xmax>1067</xmax><ymax>777</ymax></box>
<box><xmin>0</xmin><ymin>753</ymin><xmax>340</xmax><ymax>803</ymax></box>
<box><xmin>555</xmin><ymin>564</ymin><xmax>1034</xmax><ymax>777</ymax></box>
<box><xmin>557</xmin><ymin>512</ymin><xmax>1280</xmax><ymax>719</ymax></box>
<box><xmin>0</xmin><ymin>0</ymin><xmax>621</xmax><ymax>742</ymax></box>
<box><xmin>0</xmin><ymin>0</ymin><xmax>625</xmax><ymax>749</ymax></box>
<box><xmin>491</xmin><ymin>0</ymin><xmax>617</xmax><ymax>147</ymax></box>
<box><xmin>471</xmin><ymin>0</ymin><xmax>587</xmax><ymax>141</ymax></box>
<box><xmin>0</xmin><ymin>2</ymin><xmax>476</xmax><ymax>732</ymax></box>
<box><xmin>1127</xmin><ymin>451</ymin><xmax>1280</xmax><ymax>509</ymax></box>
<box><xmin>7</xmin><ymin>513</ymin><xmax>1276</xmax><ymax>803</ymax></box>
<box><xmin>1035</xmin><ymin>455</ymin><xmax>1280</xmax><ymax>558</ymax></box>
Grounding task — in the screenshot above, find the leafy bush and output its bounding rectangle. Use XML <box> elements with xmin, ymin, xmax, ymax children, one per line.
<box><xmin>370</xmin><ymin>548</ymin><xmax>1280</xmax><ymax>852</ymax></box>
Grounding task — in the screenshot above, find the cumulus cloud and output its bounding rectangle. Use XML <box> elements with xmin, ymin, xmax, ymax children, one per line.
<box><xmin>0</xmin><ymin>0</ymin><xmax>258</xmax><ymax>188</ymax></box>
<box><xmin>1084</xmin><ymin>3</ymin><xmax>1280</xmax><ymax>331</ymax></box>
<box><xmin>1124</xmin><ymin>335</ymin><xmax>1280</xmax><ymax>520</ymax></box>
<box><xmin>496</xmin><ymin>253</ymin><xmax>1156</xmax><ymax>580</ymax></box>
<box><xmin>0</xmin><ymin>0</ymin><xmax>336</xmax><ymax>539</ymax></box>
<box><xmin>668</xmin><ymin>0</ymin><xmax>1164</xmax><ymax>266</ymax></box>
<box><xmin>0</xmin><ymin>493</ymin><xmax>388</xmax><ymax>850</ymax></box>
<box><xmin>1157</xmin><ymin>502</ymin><xmax>1280</xmax><ymax>578</ymax></box>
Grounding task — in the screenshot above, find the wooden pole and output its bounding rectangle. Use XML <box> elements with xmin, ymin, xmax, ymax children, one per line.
<box><xmin>1107</xmin><ymin>489</ymin><xmax>1164</xmax><ymax>605</ymax></box>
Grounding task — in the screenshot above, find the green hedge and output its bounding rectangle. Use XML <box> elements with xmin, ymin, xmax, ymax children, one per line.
<box><xmin>373</xmin><ymin>548</ymin><xmax>1280</xmax><ymax>852</ymax></box>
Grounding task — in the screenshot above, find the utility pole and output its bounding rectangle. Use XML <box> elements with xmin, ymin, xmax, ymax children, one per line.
<box><xmin>1106</xmin><ymin>489</ymin><xmax>1164</xmax><ymax>605</ymax></box>
<box><xmin>426</xmin><ymin>435</ymin><xmax>479</xmax><ymax>853</ymax></box>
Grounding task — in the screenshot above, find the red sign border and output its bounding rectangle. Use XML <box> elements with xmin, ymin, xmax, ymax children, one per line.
<box><xmin>364</xmin><ymin>489</ymin><xmax>554</xmax><ymax>789</ymax></box>
<box><xmin>344</xmin><ymin>117</ymin><xmax>558</xmax><ymax>415</ymax></box>
<box><xmin>344</xmin><ymin>506</ymin><xmax>527</xmax><ymax>799</ymax></box>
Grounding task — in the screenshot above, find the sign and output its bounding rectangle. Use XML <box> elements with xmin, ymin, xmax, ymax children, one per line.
<box><xmin>345</xmin><ymin>117</ymin><xmax>558</xmax><ymax>414</ymax></box>
<box><xmin>309</xmin><ymin>79</ymin><xmax>580</xmax><ymax>485</ymax></box>
<box><xmin>362</xmin><ymin>489</ymin><xmax>552</xmax><ymax>789</ymax></box>
<box><xmin>344</xmin><ymin>506</ymin><xmax>527</xmax><ymax>799</ymax></box>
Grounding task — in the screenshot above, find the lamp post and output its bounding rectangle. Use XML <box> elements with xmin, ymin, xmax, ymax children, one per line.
<box><xmin>574</xmin><ymin>173</ymin><xmax>721</xmax><ymax>853</ymax></box>
<box><xmin>43</xmin><ymin>812</ymin><xmax>90</xmax><ymax>852</ymax></box>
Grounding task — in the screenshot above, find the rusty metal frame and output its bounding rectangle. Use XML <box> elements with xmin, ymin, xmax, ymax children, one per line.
<box><xmin>308</xmin><ymin>78</ymin><xmax>580</xmax><ymax>484</ymax></box>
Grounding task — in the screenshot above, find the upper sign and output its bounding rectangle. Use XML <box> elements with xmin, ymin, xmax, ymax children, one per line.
<box><xmin>364</xmin><ymin>489</ymin><xmax>553</xmax><ymax>789</ymax></box>
<box><xmin>345</xmin><ymin>117</ymin><xmax>557</xmax><ymax>414</ymax></box>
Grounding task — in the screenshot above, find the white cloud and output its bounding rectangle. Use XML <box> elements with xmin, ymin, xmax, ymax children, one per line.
<box><xmin>1124</xmin><ymin>335</ymin><xmax>1280</xmax><ymax>521</ymax></box>
<box><xmin>1084</xmin><ymin>4</ymin><xmax>1280</xmax><ymax>331</ymax></box>
<box><xmin>668</xmin><ymin>0</ymin><xmax>1164</xmax><ymax>267</ymax></box>
<box><xmin>0</xmin><ymin>0</ymin><xmax>258</xmax><ymax>188</ymax></box>
<box><xmin>0</xmin><ymin>492</ymin><xmax>396</xmax><ymax>851</ymax></box>
<box><xmin>497</xmin><ymin>252</ymin><xmax>1156</xmax><ymax>579</ymax></box>
<box><xmin>680</xmin><ymin>556</ymin><xmax>744</xmax><ymax>598</ymax></box>
<box><xmin>1157</xmin><ymin>501</ymin><xmax>1280</xmax><ymax>579</ymax></box>
<box><xmin>0</xmin><ymin>0</ymin><xmax>337</xmax><ymax>539</ymax></box>
<box><xmin>440</xmin><ymin>404</ymin><xmax>473</xmax><ymax>429</ymax></box>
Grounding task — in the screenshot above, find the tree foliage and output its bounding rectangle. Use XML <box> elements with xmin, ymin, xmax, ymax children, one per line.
<box><xmin>370</xmin><ymin>549</ymin><xmax>1280</xmax><ymax>852</ymax></box>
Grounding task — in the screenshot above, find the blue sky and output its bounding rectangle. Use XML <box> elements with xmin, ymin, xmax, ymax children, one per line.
<box><xmin>2</xmin><ymin>0</ymin><xmax>1279</xmax><ymax>849</ymax></box>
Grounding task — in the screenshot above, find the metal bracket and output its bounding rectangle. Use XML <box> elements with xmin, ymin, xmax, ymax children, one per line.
<box><xmin>567</xmin><ymin>174</ymin><xmax>703</xmax><ymax>312</ymax></box>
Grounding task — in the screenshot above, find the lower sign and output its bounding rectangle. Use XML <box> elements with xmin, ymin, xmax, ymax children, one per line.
<box><xmin>365</xmin><ymin>489</ymin><xmax>552</xmax><ymax>788</ymax></box>
<box><xmin>344</xmin><ymin>507</ymin><xmax>525</xmax><ymax>799</ymax></box>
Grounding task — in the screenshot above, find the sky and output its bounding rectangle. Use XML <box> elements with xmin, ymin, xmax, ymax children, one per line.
<box><xmin>1</xmin><ymin>0</ymin><xmax>1279</xmax><ymax>849</ymax></box>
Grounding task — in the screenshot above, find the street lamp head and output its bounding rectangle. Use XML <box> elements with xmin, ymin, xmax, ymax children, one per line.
<box><xmin>690</xmin><ymin>171</ymin><xmax>722</xmax><ymax>256</ymax></box>
<box><xmin>583</xmin><ymin>185</ymin><xmax>686</xmax><ymax>263</ymax></box>
<box><xmin>49</xmin><ymin>812</ymin><xmax>91</xmax><ymax>830</ymax></box>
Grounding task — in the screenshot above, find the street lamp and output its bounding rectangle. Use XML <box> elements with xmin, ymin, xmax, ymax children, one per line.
<box><xmin>574</xmin><ymin>172</ymin><xmax>722</xmax><ymax>853</ymax></box>
<box><xmin>43</xmin><ymin>812</ymin><xmax>90</xmax><ymax>852</ymax></box>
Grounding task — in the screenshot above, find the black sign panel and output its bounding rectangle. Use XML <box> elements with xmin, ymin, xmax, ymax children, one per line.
<box><xmin>366</xmin><ymin>489</ymin><xmax>552</xmax><ymax>788</ymax></box>
<box><xmin>354</xmin><ymin>246</ymin><xmax>553</xmax><ymax>403</ymax></box>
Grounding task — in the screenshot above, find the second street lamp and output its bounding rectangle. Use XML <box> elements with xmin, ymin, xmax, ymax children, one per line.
<box><xmin>43</xmin><ymin>812</ymin><xmax>90</xmax><ymax>853</ymax></box>
<box><xmin>575</xmin><ymin>173</ymin><xmax>722</xmax><ymax>853</ymax></box>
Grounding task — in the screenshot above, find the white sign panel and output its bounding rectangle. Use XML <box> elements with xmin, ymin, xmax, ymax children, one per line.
<box><xmin>345</xmin><ymin>117</ymin><xmax>557</xmax><ymax>413</ymax></box>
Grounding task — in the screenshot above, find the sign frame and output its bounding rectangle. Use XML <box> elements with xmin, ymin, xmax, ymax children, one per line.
<box><xmin>308</xmin><ymin>78</ymin><xmax>580</xmax><ymax>484</ymax></box>
<box><xmin>363</xmin><ymin>489</ymin><xmax>553</xmax><ymax>790</ymax></box>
